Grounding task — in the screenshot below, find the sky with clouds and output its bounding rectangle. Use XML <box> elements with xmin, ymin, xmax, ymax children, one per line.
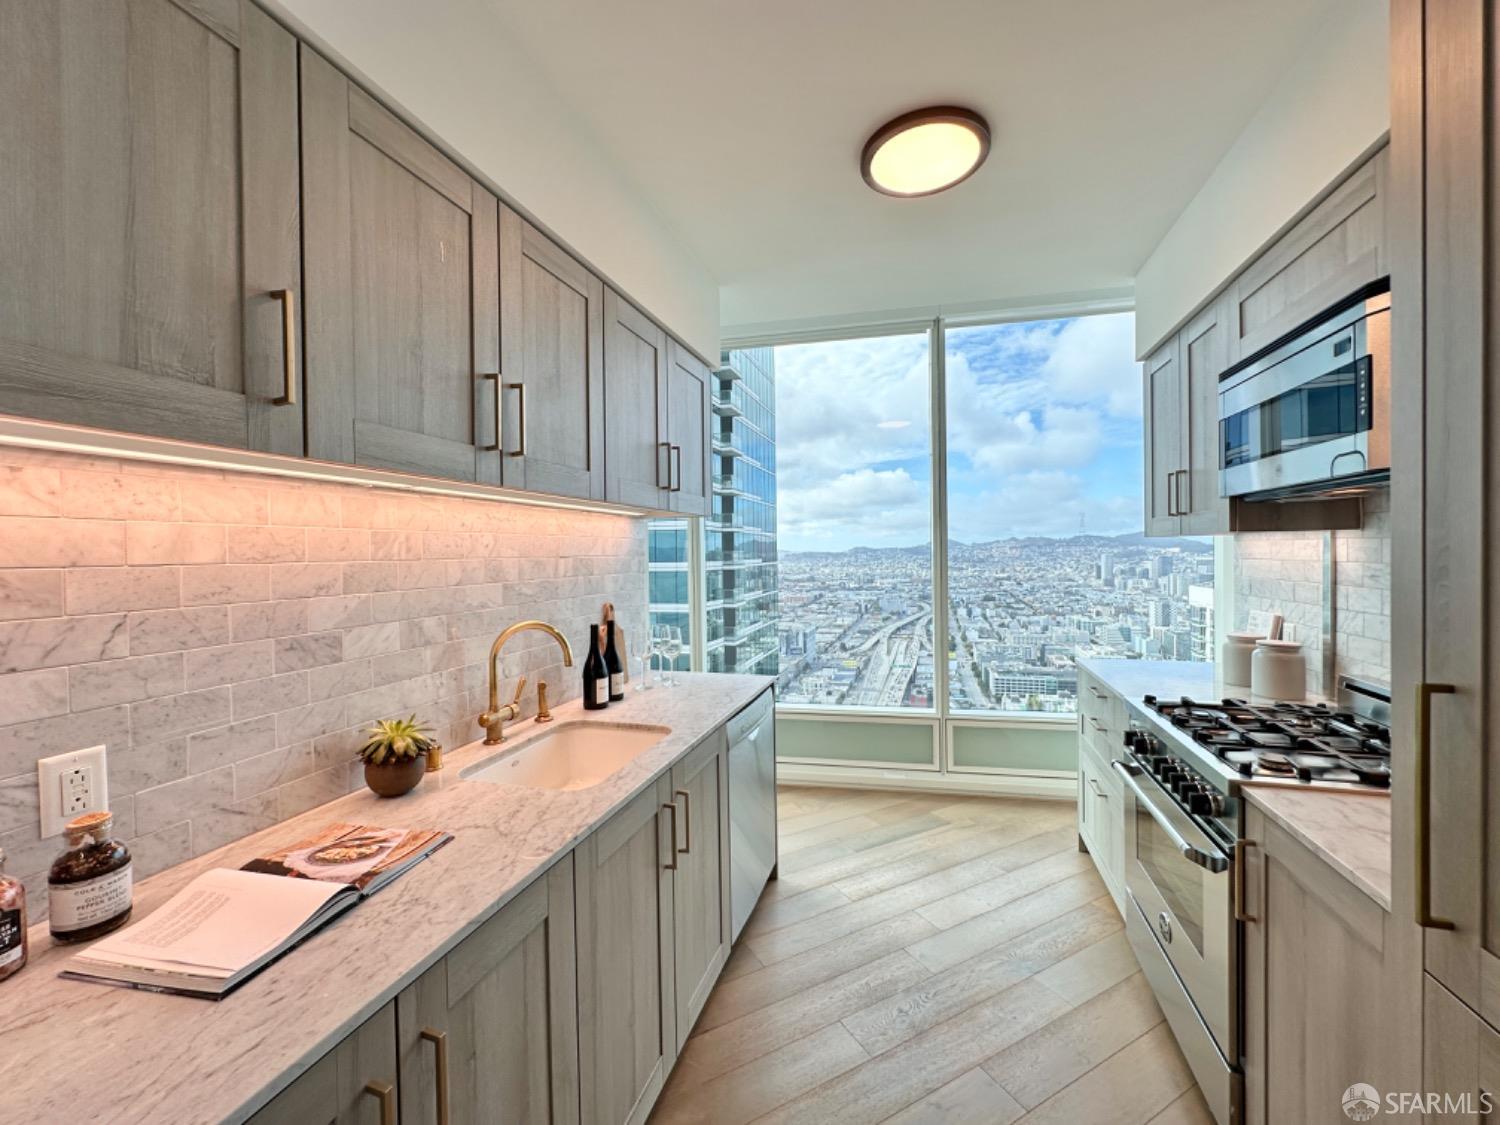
<box><xmin>774</xmin><ymin>312</ymin><xmax>1143</xmax><ymax>552</ymax></box>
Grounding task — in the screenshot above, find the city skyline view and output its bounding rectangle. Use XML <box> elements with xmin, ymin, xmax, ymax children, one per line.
<box><xmin>772</xmin><ymin>313</ymin><xmax>1215</xmax><ymax>714</ymax></box>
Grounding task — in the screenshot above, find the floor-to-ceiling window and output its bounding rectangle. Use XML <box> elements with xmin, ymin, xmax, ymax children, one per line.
<box><xmin>756</xmin><ymin>310</ymin><xmax>1212</xmax><ymax>789</ymax></box>
<box><xmin>774</xmin><ymin>329</ymin><xmax>935</xmax><ymax>711</ymax></box>
<box><xmin>944</xmin><ymin>313</ymin><xmax>1214</xmax><ymax>719</ymax></box>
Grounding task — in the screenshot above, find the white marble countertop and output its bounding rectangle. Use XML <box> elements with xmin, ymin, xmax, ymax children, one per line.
<box><xmin>1244</xmin><ymin>786</ymin><xmax>1392</xmax><ymax>909</ymax></box>
<box><xmin>0</xmin><ymin>672</ymin><xmax>774</xmax><ymax>1125</ymax></box>
<box><xmin>1077</xmin><ymin>657</ymin><xmax>1218</xmax><ymax>704</ymax></box>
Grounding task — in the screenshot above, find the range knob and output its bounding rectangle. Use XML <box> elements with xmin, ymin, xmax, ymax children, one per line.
<box><xmin>1187</xmin><ymin>790</ymin><xmax>1213</xmax><ymax>815</ymax></box>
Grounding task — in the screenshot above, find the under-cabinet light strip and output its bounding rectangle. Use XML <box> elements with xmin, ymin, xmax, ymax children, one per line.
<box><xmin>0</xmin><ymin>417</ymin><xmax>651</xmax><ymax>518</ymax></box>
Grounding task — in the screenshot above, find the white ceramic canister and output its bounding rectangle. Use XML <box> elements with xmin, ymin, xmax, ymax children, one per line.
<box><xmin>1220</xmin><ymin>631</ymin><xmax>1262</xmax><ymax>689</ymax></box>
<box><xmin>1251</xmin><ymin>638</ymin><xmax>1306</xmax><ymax>700</ymax></box>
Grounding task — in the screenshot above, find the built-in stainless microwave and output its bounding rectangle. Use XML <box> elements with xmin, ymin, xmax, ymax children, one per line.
<box><xmin>1219</xmin><ymin>288</ymin><xmax>1390</xmax><ymax>500</ymax></box>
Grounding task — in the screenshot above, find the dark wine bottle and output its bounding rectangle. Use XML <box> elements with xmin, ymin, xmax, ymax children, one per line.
<box><xmin>604</xmin><ymin>620</ymin><xmax>625</xmax><ymax>702</ymax></box>
<box><xmin>583</xmin><ymin>624</ymin><xmax>609</xmax><ymax>710</ymax></box>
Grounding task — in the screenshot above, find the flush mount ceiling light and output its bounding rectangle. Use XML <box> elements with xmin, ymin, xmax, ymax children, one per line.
<box><xmin>861</xmin><ymin>106</ymin><xmax>990</xmax><ymax>197</ymax></box>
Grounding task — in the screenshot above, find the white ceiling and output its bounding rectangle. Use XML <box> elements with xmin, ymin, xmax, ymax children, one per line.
<box><xmin>490</xmin><ymin>0</ymin><xmax>1339</xmax><ymax>337</ymax></box>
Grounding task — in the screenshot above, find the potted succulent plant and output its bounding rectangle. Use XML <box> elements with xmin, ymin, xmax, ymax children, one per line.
<box><xmin>358</xmin><ymin>715</ymin><xmax>439</xmax><ymax>798</ymax></box>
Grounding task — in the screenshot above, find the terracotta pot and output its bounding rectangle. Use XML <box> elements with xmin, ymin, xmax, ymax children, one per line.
<box><xmin>363</xmin><ymin>754</ymin><xmax>426</xmax><ymax>798</ymax></box>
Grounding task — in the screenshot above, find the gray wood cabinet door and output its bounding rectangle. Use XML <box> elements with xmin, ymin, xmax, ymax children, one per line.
<box><xmin>397</xmin><ymin>857</ymin><xmax>580</xmax><ymax>1125</ymax></box>
<box><xmin>603</xmin><ymin>289</ymin><xmax>670</xmax><ymax>510</ymax></box>
<box><xmin>575</xmin><ymin>777</ymin><xmax>676</xmax><ymax>1125</ymax></box>
<box><xmin>492</xmin><ymin>208</ymin><xmax>606</xmax><ymax>498</ymax></box>
<box><xmin>1141</xmin><ymin>339</ymin><xmax>1183</xmax><ymax>537</ymax></box>
<box><xmin>1225</xmin><ymin>148</ymin><xmax>1387</xmax><ymax>366</ymax></box>
<box><xmin>1399</xmin><ymin>0</ymin><xmax>1500</xmax><ymax>1032</ymax></box>
<box><xmin>1178</xmin><ymin>298</ymin><xmax>1230</xmax><ymax>536</ymax></box>
<box><xmin>246</xmin><ymin>999</ymin><xmax>399</xmax><ymax>1125</ymax></box>
<box><xmin>0</xmin><ymin>0</ymin><xmax>303</xmax><ymax>454</ymax></box>
<box><xmin>1240</xmin><ymin>807</ymin><xmax>1416</xmax><ymax>1124</ymax></box>
<box><xmin>668</xmin><ymin>727</ymin><xmax>730</xmax><ymax>1046</ymax></box>
<box><xmin>666</xmin><ymin>340</ymin><xmax>712</xmax><ymax>516</ymax></box>
<box><xmin>300</xmin><ymin>48</ymin><xmax>497</xmax><ymax>481</ymax></box>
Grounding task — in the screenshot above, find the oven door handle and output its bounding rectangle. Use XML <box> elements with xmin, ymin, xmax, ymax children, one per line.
<box><xmin>1111</xmin><ymin>760</ymin><xmax>1230</xmax><ymax>874</ymax></box>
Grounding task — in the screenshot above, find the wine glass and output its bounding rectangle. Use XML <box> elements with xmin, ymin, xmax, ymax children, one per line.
<box><xmin>633</xmin><ymin>635</ymin><xmax>651</xmax><ymax>691</ymax></box>
<box><xmin>662</xmin><ymin>626</ymin><xmax>683</xmax><ymax>687</ymax></box>
<box><xmin>650</xmin><ymin>625</ymin><xmax>669</xmax><ymax>686</ymax></box>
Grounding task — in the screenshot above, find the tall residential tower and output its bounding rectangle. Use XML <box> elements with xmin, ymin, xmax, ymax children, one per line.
<box><xmin>647</xmin><ymin>346</ymin><xmax>778</xmax><ymax>674</ymax></box>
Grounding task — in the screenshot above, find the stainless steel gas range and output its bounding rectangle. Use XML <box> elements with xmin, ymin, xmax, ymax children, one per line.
<box><xmin>1114</xmin><ymin>677</ymin><xmax>1391</xmax><ymax>1125</ymax></box>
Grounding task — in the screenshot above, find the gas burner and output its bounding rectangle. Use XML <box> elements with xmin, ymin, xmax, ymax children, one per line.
<box><xmin>1140</xmin><ymin>687</ymin><xmax>1393</xmax><ymax>792</ymax></box>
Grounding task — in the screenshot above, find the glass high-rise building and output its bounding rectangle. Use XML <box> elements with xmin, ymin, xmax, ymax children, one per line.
<box><xmin>647</xmin><ymin>345</ymin><xmax>778</xmax><ymax>675</ymax></box>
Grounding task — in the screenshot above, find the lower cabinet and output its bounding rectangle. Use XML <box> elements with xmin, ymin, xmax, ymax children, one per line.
<box><xmin>1076</xmin><ymin>671</ymin><xmax>1126</xmax><ymax>911</ymax></box>
<box><xmin>1241</xmin><ymin>805</ymin><xmax>1416</xmax><ymax>1124</ymax></box>
<box><xmin>575</xmin><ymin>777</ymin><xmax>678</xmax><ymax>1125</ymax></box>
<box><xmin>247</xmin><ymin>1000</ymin><xmax>399</xmax><ymax>1125</ymax></box>
<box><xmin>397</xmin><ymin>857</ymin><xmax>580</xmax><ymax>1125</ymax></box>
<box><xmin>669</xmin><ymin>728</ymin><xmax>731</xmax><ymax>1048</ymax></box>
<box><xmin>1077</xmin><ymin>738</ymin><xmax>1124</xmax><ymax>912</ymax></box>
<box><xmin>1424</xmin><ymin>973</ymin><xmax>1500</xmax><ymax>1118</ymax></box>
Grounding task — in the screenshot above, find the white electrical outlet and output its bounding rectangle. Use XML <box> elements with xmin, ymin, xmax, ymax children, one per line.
<box><xmin>38</xmin><ymin>745</ymin><xmax>108</xmax><ymax>838</ymax></box>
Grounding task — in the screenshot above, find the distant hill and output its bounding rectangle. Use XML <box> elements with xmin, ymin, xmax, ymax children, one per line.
<box><xmin>782</xmin><ymin>532</ymin><xmax>1212</xmax><ymax>562</ymax></box>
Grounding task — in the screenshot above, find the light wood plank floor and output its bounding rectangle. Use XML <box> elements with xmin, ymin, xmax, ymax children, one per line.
<box><xmin>650</xmin><ymin>786</ymin><xmax>1215</xmax><ymax>1125</ymax></box>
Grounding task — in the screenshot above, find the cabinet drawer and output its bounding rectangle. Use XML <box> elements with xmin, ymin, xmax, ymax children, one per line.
<box><xmin>1079</xmin><ymin>675</ymin><xmax>1121</xmax><ymax>750</ymax></box>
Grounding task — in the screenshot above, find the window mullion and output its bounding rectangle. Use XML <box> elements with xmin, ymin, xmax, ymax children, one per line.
<box><xmin>929</xmin><ymin>317</ymin><xmax>952</xmax><ymax>770</ymax></box>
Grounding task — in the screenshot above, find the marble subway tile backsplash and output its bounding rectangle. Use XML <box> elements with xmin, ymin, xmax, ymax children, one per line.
<box><xmin>0</xmin><ymin>446</ymin><xmax>647</xmax><ymax>916</ymax></box>
<box><xmin>1233</xmin><ymin>490</ymin><xmax>1391</xmax><ymax>695</ymax></box>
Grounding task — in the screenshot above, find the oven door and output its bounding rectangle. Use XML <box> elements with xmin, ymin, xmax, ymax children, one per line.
<box><xmin>1112</xmin><ymin>758</ymin><xmax>1236</xmax><ymax>1061</ymax></box>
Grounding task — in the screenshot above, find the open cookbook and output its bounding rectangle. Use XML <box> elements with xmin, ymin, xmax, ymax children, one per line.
<box><xmin>61</xmin><ymin>823</ymin><xmax>451</xmax><ymax>999</ymax></box>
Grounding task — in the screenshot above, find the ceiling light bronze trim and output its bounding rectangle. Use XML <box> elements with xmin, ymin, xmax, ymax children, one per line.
<box><xmin>860</xmin><ymin>105</ymin><xmax>991</xmax><ymax>198</ymax></box>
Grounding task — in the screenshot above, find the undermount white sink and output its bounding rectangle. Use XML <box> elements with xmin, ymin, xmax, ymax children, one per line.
<box><xmin>462</xmin><ymin>721</ymin><xmax>671</xmax><ymax>791</ymax></box>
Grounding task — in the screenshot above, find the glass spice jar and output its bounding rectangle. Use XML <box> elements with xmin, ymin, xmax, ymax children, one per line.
<box><xmin>48</xmin><ymin>811</ymin><xmax>133</xmax><ymax>944</ymax></box>
<box><xmin>0</xmin><ymin>846</ymin><xmax>28</xmax><ymax>981</ymax></box>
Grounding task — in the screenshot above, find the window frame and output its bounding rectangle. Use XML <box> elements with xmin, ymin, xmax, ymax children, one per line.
<box><xmin>729</xmin><ymin>297</ymin><xmax>1188</xmax><ymax>788</ymax></box>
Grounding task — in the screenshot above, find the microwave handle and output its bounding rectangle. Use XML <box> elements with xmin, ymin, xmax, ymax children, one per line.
<box><xmin>1111</xmin><ymin>760</ymin><xmax>1229</xmax><ymax>873</ymax></box>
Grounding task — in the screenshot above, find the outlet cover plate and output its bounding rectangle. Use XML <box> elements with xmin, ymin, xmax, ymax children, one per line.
<box><xmin>38</xmin><ymin>745</ymin><xmax>108</xmax><ymax>838</ymax></box>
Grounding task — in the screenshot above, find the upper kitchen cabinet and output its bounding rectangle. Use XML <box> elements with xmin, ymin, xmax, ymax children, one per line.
<box><xmin>492</xmin><ymin>208</ymin><xmax>606</xmax><ymax>498</ymax></box>
<box><xmin>1177</xmin><ymin>299</ymin><xmax>1230</xmax><ymax>536</ymax></box>
<box><xmin>300</xmin><ymin>47</ymin><xmax>497</xmax><ymax>480</ymax></box>
<box><xmin>666</xmin><ymin>339</ymin><xmax>712</xmax><ymax>516</ymax></box>
<box><xmin>603</xmin><ymin>289</ymin><xmax>670</xmax><ymax>510</ymax></box>
<box><xmin>1141</xmin><ymin>337</ymin><xmax>1183</xmax><ymax>536</ymax></box>
<box><xmin>0</xmin><ymin>0</ymin><xmax>304</xmax><ymax>454</ymax></box>
<box><xmin>1225</xmin><ymin>147</ymin><xmax>1389</xmax><ymax>365</ymax></box>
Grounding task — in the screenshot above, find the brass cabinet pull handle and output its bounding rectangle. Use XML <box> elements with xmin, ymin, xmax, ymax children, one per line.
<box><xmin>506</xmin><ymin>382</ymin><xmax>526</xmax><ymax>457</ymax></box>
<box><xmin>271</xmin><ymin>289</ymin><xmax>297</xmax><ymax>406</ymax></box>
<box><xmin>363</xmin><ymin>1080</ymin><xmax>396</xmax><ymax>1125</ymax></box>
<box><xmin>480</xmin><ymin>373</ymin><xmax>501</xmax><ymax>452</ymax></box>
<box><xmin>657</xmin><ymin>441</ymin><xmax>671</xmax><ymax>489</ymax></box>
<box><xmin>1165</xmin><ymin>470</ymin><xmax>1178</xmax><ymax>517</ymax></box>
<box><xmin>675</xmin><ymin>788</ymin><xmax>691</xmax><ymax>853</ymax></box>
<box><xmin>1234</xmin><ymin>840</ymin><xmax>1256</xmax><ymax>923</ymax></box>
<box><xmin>662</xmin><ymin>802</ymin><xmax>679</xmax><ymax>870</ymax></box>
<box><xmin>670</xmin><ymin>444</ymin><xmax>683</xmax><ymax>492</ymax></box>
<box><xmin>1416</xmin><ymin>683</ymin><xmax>1457</xmax><ymax>930</ymax></box>
<box><xmin>420</xmin><ymin>1026</ymin><xmax>450</xmax><ymax>1125</ymax></box>
<box><xmin>1176</xmin><ymin>469</ymin><xmax>1190</xmax><ymax>514</ymax></box>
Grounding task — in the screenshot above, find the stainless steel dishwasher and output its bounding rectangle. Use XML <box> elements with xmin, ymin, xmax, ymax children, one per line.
<box><xmin>728</xmin><ymin>690</ymin><xmax>777</xmax><ymax>941</ymax></box>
